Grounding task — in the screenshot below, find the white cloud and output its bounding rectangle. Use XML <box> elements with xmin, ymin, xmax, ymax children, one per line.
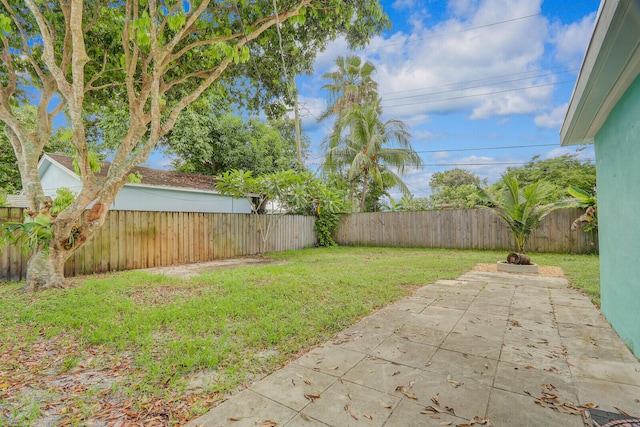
<box><xmin>367</xmin><ymin>0</ymin><xmax>552</xmax><ymax>120</ymax></box>
<box><xmin>551</xmin><ymin>12</ymin><xmax>596</xmax><ymax>65</ymax></box>
<box><xmin>534</xmin><ymin>103</ymin><xmax>568</xmax><ymax>129</ymax></box>
<box><xmin>544</xmin><ymin>146</ymin><xmax>595</xmax><ymax>162</ymax></box>
<box><xmin>392</xmin><ymin>0</ymin><xmax>417</xmax><ymax>10</ymax></box>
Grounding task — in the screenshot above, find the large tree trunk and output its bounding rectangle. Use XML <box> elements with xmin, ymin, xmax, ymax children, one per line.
<box><xmin>25</xmin><ymin>247</ymin><xmax>69</xmax><ymax>292</ymax></box>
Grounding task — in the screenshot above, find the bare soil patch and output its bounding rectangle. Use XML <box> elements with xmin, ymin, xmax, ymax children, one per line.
<box><xmin>472</xmin><ymin>262</ymin><xmax>565</xmax><ymax>277</ymax></box>
<box><xmin>141</xmin><ymin>257</ymin><xmax>286</xmax><ymax>278</ymax></box>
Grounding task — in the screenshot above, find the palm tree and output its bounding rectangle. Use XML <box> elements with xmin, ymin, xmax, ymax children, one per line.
<box><xmin>328</xmin><ymin>100</ymin><xmax>423</xmax><ymax>212</ymax></box>
<box><xmin>321</xmin><ymin>56</ymin><xmax>380</xmax><ymax>183</ymax></box>
<box><xmin>320</xmin><ymin>55</ymin><xmax>379</xmax><ymax>122</ymax></box>
<box><xmin>476</xmin><ymin>174</ymin><xmax>559</xmax><ymax>253</ymax></box>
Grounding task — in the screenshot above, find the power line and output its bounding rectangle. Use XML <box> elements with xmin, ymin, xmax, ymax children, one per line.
<box><xmin>383</xmin><ymin>68</ymin><xmax>579</xmax><ymax>102</ymax></box>
<box><xmin>367</xmin><ymin>0</ymin><xmax>598</xmax><ymax>51</ymax></box>
<box><xmin>378</xmin><ymin>63</ymin><xmax>581</xmax><ymax>97</ymax></box>
<box><xmin>305</xmin><ymin>143</ymin><xmax>559</xmax><ymax>162</ymax></box>
<box><xmin>306</xmin><ymin>161</ymin><xmax>529</xmax><ymax>167</ymax></box>
<box><xmin>381</xmin><ymin>80</ymin><xmax>575</xmax><ymax>110</ymax></box>
<box><xmin>414</xmin><ymin>143</ymin><xmax>557</xmax><ymax>154</ymax></box>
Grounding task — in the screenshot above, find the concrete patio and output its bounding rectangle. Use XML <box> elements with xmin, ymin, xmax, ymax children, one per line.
<box><xmin>187</xmin><ymin>270</ymin><xmax>640</xmax><ymax>427</ymax></box>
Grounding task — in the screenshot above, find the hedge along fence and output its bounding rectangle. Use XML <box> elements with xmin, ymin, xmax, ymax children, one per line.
<box><xmin>334</xmin><ymin>208</ymin><xmax>598</xmax><ymax>254</ymax></box>
<box><xmin>0</xmin><ymin>208</ymin><xmax>317</xmax><ymax>282</ymax></box>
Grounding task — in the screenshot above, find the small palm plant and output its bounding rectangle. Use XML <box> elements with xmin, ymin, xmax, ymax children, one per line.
<box><xmin>476</xmin><ymin>174</ymin><xmax>559</xmax><ymax>253</ymax></box>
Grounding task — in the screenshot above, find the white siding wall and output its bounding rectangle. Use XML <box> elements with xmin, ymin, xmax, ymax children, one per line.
<box><xmin>40</xmin><ymin>162</ymin><xmax>83</xmax><ymax>197</ymax></box>
<box><xmin>111</xmin><ymin>185</ymin><xmax>252</xmax><ymax>213</ymax></box>
<box><xmin>39</xmin><ymin>159</ymin><xmax>252</xmax><ymax>213</ymax></box>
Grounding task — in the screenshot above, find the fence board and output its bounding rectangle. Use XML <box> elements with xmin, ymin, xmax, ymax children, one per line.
<box><xmin>336</xmin><ymin>208</ymin><xmax>596</xmax><ymax>254</ymax></box>
<box><xmin>0</xmin><ymin>209</ymin><xmax>316</xmax><ymax>281</ymax></box>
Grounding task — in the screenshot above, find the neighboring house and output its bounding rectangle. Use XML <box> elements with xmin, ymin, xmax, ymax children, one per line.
<box><xmin>561</xmin><ymin>0</ymin><xmax>640</xmax><ymax>355</ymax></box>
<box><xmin>37</xmin><ymin>153</ymin><xmax>252</xmax><ymax>214</ymax></box>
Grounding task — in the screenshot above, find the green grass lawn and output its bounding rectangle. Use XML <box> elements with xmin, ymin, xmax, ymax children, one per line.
<box><xmin>0</xmin><ymin>247</ymin><xmax>599</xmax><ymax>425</ymax></box>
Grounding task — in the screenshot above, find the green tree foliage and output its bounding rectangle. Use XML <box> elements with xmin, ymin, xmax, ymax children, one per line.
<box><xmin>167</xmin><ymin>112</ymin><xmax>302</xmax><ymax>176</ymax></box>
<box><xmin>477</xmin><ymin>174</ymin><xmax>559</xmax><ymax>253</ymax></box>
<box><xmin>384</xmin><ymin>194</ymin><xmax>430</xmax><ymax>211</ymax></box>
<box><xmin>429</xmin><ymin>168</ymin><xmax>487</xmax><ymax>209</ymax></box>
<box><xmin>493</xmin><ymin>154</ymin><xmax>596</xmax><ymax>203</ymax></box>
<box><xmin>0</xmin><ymin>106</ymin><xmax>74</xmax><ymax>193</ymax></box>
<box><xmin>0</xmin><ymin>0</ymin><xmax>388</xmax><ymax>290</ymax></box>
<box><xmin>215</xmin><ymin>169</ymin><xmax>346</xmax><ymax>249</ymax></box>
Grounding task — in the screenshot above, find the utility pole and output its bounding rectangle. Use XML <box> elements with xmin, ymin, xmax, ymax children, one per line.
<box><xmin>293</xmin><ymin>79</ymin><xmax>302</xmax><ymax>164</ymax></box>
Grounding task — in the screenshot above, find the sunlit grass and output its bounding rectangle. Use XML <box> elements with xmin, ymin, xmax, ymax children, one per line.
<box><xmin>0</xmin><ymin>247</ymin><xmax>599</xmax><ymax>423</ymax></box>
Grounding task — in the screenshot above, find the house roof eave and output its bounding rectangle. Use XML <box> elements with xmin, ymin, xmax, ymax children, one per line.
<box><xmin>561</xmin><ymin>0</ymin><xmax>640</xmax><ymax>146</ymax></box>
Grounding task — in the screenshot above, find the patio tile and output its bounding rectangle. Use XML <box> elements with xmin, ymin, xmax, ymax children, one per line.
<box><xmin>250</xmin><ymin>364</ymin><xmax>337</xmax><ymax>411</ymax></box>
<box><xmin>441</xmin><ymin>330</ymin><xmax>503</xmax><ymax>360</ymax></box>
<box><xmin>370</xmin><ymin>336</ymin><xmax>438</xmax><ymax>369</ymax></box>
<box><xmin>567</xmin><ymin>357</ymin><xmax>640</xmax><ymax>386</ymax></box>
<box><xmin>410</xmin><ymin>369</ymin><xmax>494</xmax><ymax>420</ymax></box>
<box><xmin>574</xmin><ymin>377</ymin><xmax>640</xmax><ymax>414</ymax></box>
<box><xmin>425</xmin><ymin>348</ymin><xmax>497</xmax><ymax>387</ymax></box>
<box><xmin>300</xmin><ymin>380</ymin><xmax>399</xmax><ymax>427</ymax></box>
<box><xmin>494</xmin><ymin>360</ymin><xmax>577</xmax><ymax>401</ymax></box>
<box><xmin>486</xmin><ymin>388</ymin><xmax>584</xmax><ymax>427</ymax></box>
<box><xmin>382</xmin><ymin>399</ymin><xmax>468</xmax><ymax>427</ymax></box>
<box><xmin>188</xmin><ymin>389</ymin><xmax>296</xmax><ymax>427</ymax></box>
<box><xmin>554</xmin><ymin>305</ymin><xmax>611</xmax><ymax>328</ymax></box>
<box><xmin>394</xmin><ymin>323</ymin><xmax>449</xmax><ymax>347</ymax></box>
<box><xmin>342</xmin><ymin>356</ymin><xmax>423</xmax><ymax>395</ymax></box>
<box><xmin>294</xmin><ymin>346</ymin><xmax>366</xmax><ymax>377</ymax></box>
<box><xmin>407</xmin><ymin>306</ymin><xmax>465</xmax><ymax>332</ymax></box>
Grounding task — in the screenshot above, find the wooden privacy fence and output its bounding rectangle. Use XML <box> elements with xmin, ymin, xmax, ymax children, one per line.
<box><xmin>0</xmin><ymin>208</ymin><xmax>317</xmax><ymax>281</ymax></box>
<box><xmin>335</xmin><ymin>208</ymin><xmax>597</xmax><ymax>254</ymax></box>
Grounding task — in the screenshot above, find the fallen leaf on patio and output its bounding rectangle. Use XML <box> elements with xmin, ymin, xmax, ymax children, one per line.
<box><xmin>296</xmin><ymin>374</ymin><xmax>312</xmax><ymax>385</ymax></box>
<box><xmin>304</xmin><ymin>393</ymin><xmax>320</xmax><ymax>402</ymax></box>
<box><xmin>344</xmin><ymin>404</ymin><xmax>358</xmax><ymax>420</ymax></box>
<box><xmin>229</xmin><ymin>417</ymin><xmax>241</xmax><ymax>421</ymax></box>
<box><xmin>511</xmin><ymin>320</ymin><xmax>521</xmax><ymax>327</ymax></box>
<box><xmin>338</xmin><ymin>378</ymin><xmax>344</xmax><ymax>384</ymax></box>
<box><xmin>259</xmin><ymin>420</ymin><xmax>278</xmax><ymax>427</ymax></box>
<box><xmin>445</xmin><ymin>406</ymin><xmax>455</xmax><ymax>414</ymax></box>
<box><xmin>525</xmin><ymin>365</ymin><xmax>534</xmax><ymax>369</ymax></box>
<box><xmin>395</xmin><ymin>386</ymin><xmax>418</xmax><ymax>399</ymax></box>
<box><xmin>471</xmin><ymin>415</ymin><xmax>491</xmax><ymax>425</ymax></box>
<box><xmin>431</xmin><ymin>396</ymin><xmax>440</xmax><ymax>405</ymax></box>
<box><xmin>439</xmin><ymin>422</ymin><xmax>452</xmax><ymax>426</ymax></box>
<box><xmin>364</xmin><ymin>414</ymin><xmax>373</xmax><ymax>420</ymax></box>
<box><xmin>409</xmin><ymin>380</ymin><xmax>415</xmax><ymax>388</ymax></box>
<box><xmin>584</xmin><ymin>403</ymin><xmax>598</xmax><ymax>408</ymax></box>
<box><xmin>447</xmin><ymin>375</ymin><xmax>463</xmax><ymax>388</ymax></box>
<box><xmin>424</xmin><ymin>405</ymin><xmax>444</xmax><ymax>413</ymax></box>
<box><xmin>328</xmin><ymin>366</ymin><xmax>340</xmax><ymax>370</ymax></box>
<box><xmin>301</xmin><ymin>412</ymin><xmax>311</xmax><ymax>421</ymax></box>
<box><xmin>392</xmin><ymin>371</ymin><xmax>401</xmax><ymax>376</ymax></box>
<box><xmin>456</xmin><ymin>424</ymin><xmax>472</xmax><ymax>427</ymax></box>
<box><xmin>380</xmin><ymin>402</ymin><xmax>392</xmax><ymax>408</ymax></box>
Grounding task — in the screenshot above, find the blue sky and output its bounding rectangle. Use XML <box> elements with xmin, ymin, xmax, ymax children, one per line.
<box><xmin>292</xmin><ymin>0</ymin><xmax>600</xmax><ymax>198</ymax></box>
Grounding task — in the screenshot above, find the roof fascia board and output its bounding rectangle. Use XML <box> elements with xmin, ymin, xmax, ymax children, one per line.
<box><xmin>39</xmin><ymin>153</ymin><xmax>82</xmax><ymax>181</ymax></box>
<box><xmin>561</xmin><ymin>0</ymin><xmax>640</xmax><ymax>146</ymax></box>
